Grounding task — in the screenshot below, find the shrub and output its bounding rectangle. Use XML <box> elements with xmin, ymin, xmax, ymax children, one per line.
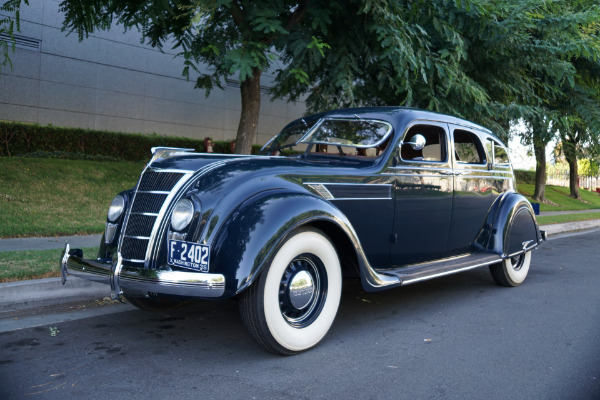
<box><xmin>514</xmin><ymin>169</ymin><xmax>536</xmax><ymax>185</ymax></box>
<box><xmin>0</xmin><ymin>122</ymin><xmax>262</xmax><ymax>161</ymax></box>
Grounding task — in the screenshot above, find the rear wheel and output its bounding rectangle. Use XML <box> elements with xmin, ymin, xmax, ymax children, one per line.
<box><xmin>239</xmin><ymin>228</ymin><xmax>342</xmax><ymax>355</ymax></box>
<box><xmin>489</xmin><ymin>251</ymin><xmax>531</xmax><ymax>287</ymax></box>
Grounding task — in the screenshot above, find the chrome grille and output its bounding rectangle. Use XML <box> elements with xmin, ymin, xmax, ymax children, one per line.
<box><xmin>121</xmin><ymin>170</ymin><xmax>185</xmax><ymax>266</ymax></box>
<box><xmin>131</xmin><ymin>192</ymin><xmax>168</xmax><ymax>214</ymax></box>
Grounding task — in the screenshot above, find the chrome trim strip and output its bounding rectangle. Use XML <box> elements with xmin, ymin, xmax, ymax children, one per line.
<box><xmin>128</xmin><ymin>212</ymin><xmax>160</xmax><ymax>217</ymax></box>
<box><xmin>151</xmin><ymin>147</ymin><xmax>195</xmax><ymax>155</ymax></box>
<box><xmin>400</xmin><ymin>258</ymin><xmax>501</xmax><ymax>285</ymax></box>
<box><xmin>123</xmin><ymin>235</ymin><xmax>151</xmax><ymax>240</ymax></box>
<box><xmin>60</xmin><ymin>244</ymin><xmax>70</xmax><ymax>285</ymax></box>
<box><xmin>454</xmin><ymin>175</ymin><xmax>513</xmax><ymax>180</ymax></box>
<box><xmin>111</xmin><ymin>252</ymin><xmax>124</xmax><ymax>300</ymax></box>
<box><xmin>305</xmin><ymin>182</ymin><xmax>393</xmax><ymax>187</ymax></box>
<box><xmin>121</xmin><ymin>258</ymin><xmax>146</xmax><ymax>263</ymax></box>
<box><xmin>389</xmin><ymin>166</ymin><xmax>453</xmax><ymax>172</ymax></box>
<box><xmin>303</xmin><ymin>182</ymin><xmax>393</xmax><ymax>200</ymax></box>
<box><xmin>395</xmin><ymin>173</ymin><xmax>453</xmax><ymax>178</ymax></box>
<box><xmin>149</xmin><ymin>169</ymin><xmax>195</xmax><ymax>174</ymax></box>
<box><xmin>506</xmin><ymin>242</ymin><xmax>539</xmax><ymax>258</ymax></box>
<box><xmin>136</xmin><ymin>190</ymin><xmax>171</xmax><ymax>195</ymax></box>
<box><xmin>306</xmin><ymin>183</ymin><xmax>334</xmax><ymax>200</ymax></box>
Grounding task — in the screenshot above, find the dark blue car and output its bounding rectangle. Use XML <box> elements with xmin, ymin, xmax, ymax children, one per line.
<box><xmin>61</xmin><ymin>107</ymin><xmax>544</xmax><ymax>354</ymax></box>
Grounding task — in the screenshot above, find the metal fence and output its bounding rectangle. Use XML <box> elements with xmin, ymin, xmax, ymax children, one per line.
<box><xmin>547</xmin><ymin>171</ymin><xmax>600</xmax><ymax>192</ymax></box>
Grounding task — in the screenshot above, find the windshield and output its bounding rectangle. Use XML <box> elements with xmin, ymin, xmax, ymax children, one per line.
<box><xmin>260</xmin><ymin>119</ymin><xmax>318</xmax><ymax>155</ymax></box>
<box><xmin>260</xmin><ymin>117</ymin><xmax>393</xmax><ymax>159</ymax></box>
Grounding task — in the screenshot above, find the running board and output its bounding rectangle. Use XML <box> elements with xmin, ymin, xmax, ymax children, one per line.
<box><xmin>375</xmin><ymin>253</ymin><xmax>501</xmax><ymax>286</ymax></box>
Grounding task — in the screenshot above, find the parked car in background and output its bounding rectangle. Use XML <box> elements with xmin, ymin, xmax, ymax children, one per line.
<box><xmin>61</xmin><ymin>107</ymin><xmax>545</xmax><ymax>354</ymax></box>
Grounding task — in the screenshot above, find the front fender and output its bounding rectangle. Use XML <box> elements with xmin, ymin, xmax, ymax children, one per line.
<box><xmin>210</xmin><ymin>190</ymin><xmax>358</xmax><ymax>297</ymax></box>
<box><xmin>488</xmin><ymin>192</ymin><xmax>542</xmax><ymax>258</ymax></box>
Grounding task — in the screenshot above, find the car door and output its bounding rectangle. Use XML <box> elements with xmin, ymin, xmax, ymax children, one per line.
<box><xmin>389</xmin><ymin>121</ymin><xmax>453</xmax><ymax>266</ymax></box>
<box><xmin>446</xmin><ymin>125</ymin><xmax>494</xmax><ymax>255</ymax></box>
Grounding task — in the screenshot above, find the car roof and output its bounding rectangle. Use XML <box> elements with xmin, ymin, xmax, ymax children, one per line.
<box><xmin>285</xmin><ymin>107</ymin><xmax>504</xmax><ymax>145</ymax></box>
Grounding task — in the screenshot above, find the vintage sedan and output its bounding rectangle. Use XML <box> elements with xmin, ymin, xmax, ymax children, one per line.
<box><xmin>60</xmin><ymin>107</ymin><xmax>545</xmax><ymax>355</ymax></box>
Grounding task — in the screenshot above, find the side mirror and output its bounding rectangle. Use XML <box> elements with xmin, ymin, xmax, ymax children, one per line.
<box><xmin>400</xmin><ymin>134</ymin><xmax>426</xmax><ymax>151</ymax></box>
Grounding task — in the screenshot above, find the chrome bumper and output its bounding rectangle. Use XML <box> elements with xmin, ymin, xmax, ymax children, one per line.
<box><xmin>60</xmin><ymin>244</ymin><xmax>225</xmax><ymax>300</ymax></box>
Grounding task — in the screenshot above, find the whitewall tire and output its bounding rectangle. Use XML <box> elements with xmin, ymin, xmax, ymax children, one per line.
<box><xmin>489</xmin><ymin>251</ymin><xmax>531</xmax><ymax>287</ymax></box>
<box><xmin>239</xmin><ymin>228</ymin><xmax>342</xmax><ymax>355</ymax></box>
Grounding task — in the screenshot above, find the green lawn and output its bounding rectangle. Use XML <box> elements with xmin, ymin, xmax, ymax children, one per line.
<box><xmin>536</xmin><ymin>212</ymin><xmax>600</xmax><ymax>225</ymax></box>
<box><xmin>0</xmin><ymin>157</ymin><xmax>144</xmax><ymax>238</ymax></box>
<box><xmin>0</xmin><ymin>247</ymin><xmax>98</xmax><ymax>282</ymax></box>
<box><xmin>517</xmin><ymin>183</ymin><xmax>600</xmax><ymax>211</ymax></box>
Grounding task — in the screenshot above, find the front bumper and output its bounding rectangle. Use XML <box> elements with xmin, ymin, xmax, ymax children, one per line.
<box><xmin>60</xmin><ymin>244</ymin><xmax>225</xmax><ymax>300</ymax></box>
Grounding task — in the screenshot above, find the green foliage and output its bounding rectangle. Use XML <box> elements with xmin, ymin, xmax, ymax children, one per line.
<box><xmin>0</xmin><ymin>0</ymin><xmax>29</xmax><ymax>70</ymax></box>
<box><xmin>548</xmin><ymin>160</ymin><xmax>600</xmax><ymax>176</ymax></box>
<box><xmin>0</xmin><ymin>121</ymin><xmax>253</xmax><ymax>161</ymax></box>
<box><xmin>514</xmin><ymin>169</ymin><xmax>536</xmax><ymax>185</ymax></box>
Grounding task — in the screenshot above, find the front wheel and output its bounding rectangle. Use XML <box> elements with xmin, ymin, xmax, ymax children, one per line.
<box><xmin>239</xmin><ymin>228</ymin><xmax>342</xmax><ymax>355</ymax></box>
<box><xmin>489</xmin><ymin>251</ymin><xmax>531</xmax><ymax>287</ymax></box>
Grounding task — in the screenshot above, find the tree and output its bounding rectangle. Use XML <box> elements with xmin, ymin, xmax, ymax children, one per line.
<box><xmin>60</xmin><ymin>0</ymin><xmax>411</xmax><ymax>154</ymax></box>
<box><xmin>57</xmin><ymin>0</ymin><xmax>518</xmax><ymax>153</ymax></box>
<box><xmin>272</xmin><ymin>0</ymin><xmax>600</xmax><ymax>202</ymax></box>
<box><xmin>522</xmin><ymin>116</ymin><xmax>557</xmax><ymax>202</ymax></box>
<box><xmin>0</xmin><ymin>0</ymin><xmax>29</xmax><ymax>71</ymax></box>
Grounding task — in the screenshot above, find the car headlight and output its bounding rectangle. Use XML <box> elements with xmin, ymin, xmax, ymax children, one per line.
<box><xmin>107</xmin><ymin>194</ymin><xmax>125</xmax><ymax>222</ymax></box>
<box><xmin>171</xmin><ymin>198</ymin><xmax>194</xmax><ymax>231</ymax></box>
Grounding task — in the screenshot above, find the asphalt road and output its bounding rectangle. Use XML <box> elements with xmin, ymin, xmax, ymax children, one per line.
<box><xmin>1</xmin><ymin>230</ymin><xmax>599</xmax><ymax>399</ymax></box>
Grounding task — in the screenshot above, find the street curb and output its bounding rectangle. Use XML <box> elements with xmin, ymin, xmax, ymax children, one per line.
<box><xmin>0</xmin><ymin>277</ymin><xmax>111</xmax><ymax>313</ymax></box>
<box><xmin>540</xmin><ymin>220</ymin><xmax>600</xmax><ymax>236</ymax></box>
<box><xmin>1</xmin><ymin>221</ymin><xmax>599</xmax><ymax>314</ymax></box>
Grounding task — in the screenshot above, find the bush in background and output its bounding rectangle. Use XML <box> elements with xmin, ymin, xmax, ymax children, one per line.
<box><xmin>0</xmin><ymin>121</ymin><xmax>261</xmax><ymax>161</ymax></box>
<box><xmin>514</xmin><ymin>169</ymin><xmax>535</xmax><ymax>185</ymax></box>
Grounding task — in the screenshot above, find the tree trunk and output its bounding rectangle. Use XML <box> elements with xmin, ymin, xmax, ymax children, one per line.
<box><xmin>234</xmin><ymin>68</ymin><xmax>262</xmax><ymax>155</ymax></box>
<box><xmin>532</xmin><ymin>129</ymin><xmax>547</xmax><ymax>202</ymax></box>
<box><xmin>567</xmin><ymin>156</ymin><xmax>580</xmax><ymax>199</ymax></box>
<box><xmin>563</xmin><ymin>138</ymin><xmax>580</xmax><ymax>199</ymax></box>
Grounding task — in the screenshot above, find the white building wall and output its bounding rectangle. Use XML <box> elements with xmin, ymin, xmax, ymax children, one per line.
<box><xmin>0</xmin><ymin>0</ymin><xmax>306</xmax><ymax>145</ymax></box>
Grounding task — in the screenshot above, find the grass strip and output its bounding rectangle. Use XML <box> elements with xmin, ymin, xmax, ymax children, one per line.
<box><xmin>536</xmin><ymin>212</ymin><xmax>600</xmax><ymax>226</ymax></box>
<box><xmin>0</xmin><ymin>247</ymin><xmax>98</xmax><ymax>282</ymax></box>
<box><xmin>0</xmin><ymin>157</ymin><xmax>143</xmax><ymax>238</ymax></box>
<box><xmin>518</xmin><ymin>184</ymin><xmax>600</xmax><ymax>212</ymax></box>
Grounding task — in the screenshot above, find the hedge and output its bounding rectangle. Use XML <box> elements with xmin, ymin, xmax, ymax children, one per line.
<box><xmin>514</xmin><ymin>169</ymin><xmax>536</xmax><ymax>185</ymax></box>
<box><xmin>0</xmin><ymin>121</ymin><xmax>262</xmax><ymax>161</ymax></box>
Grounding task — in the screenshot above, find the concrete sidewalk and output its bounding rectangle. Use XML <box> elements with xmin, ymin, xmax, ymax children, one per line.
<box><xmin>2</xmin><ymin>220</ymin><xmax>600</xmax><ymax>314</ymax></box>
<box><xmin>0</xmin><ymin>234</ymin><xmax>102</xmax><ymax>253</ymax></box>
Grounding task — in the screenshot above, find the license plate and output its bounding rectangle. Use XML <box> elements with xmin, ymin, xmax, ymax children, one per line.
<box><xmin>167</xmin><ymin>240</ymin><xmax>210</xmax><ymax>272</ymax></box>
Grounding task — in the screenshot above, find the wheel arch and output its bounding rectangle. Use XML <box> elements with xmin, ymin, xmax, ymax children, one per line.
<box><xmin>487</xmin><ymin>192</ymin><xmax>543</xmax><ymax>258</ymax></box>
<box><xmin>209</xmin><ymin>190</ymin><xmax>364</xmax><ymax>297</ymax></box>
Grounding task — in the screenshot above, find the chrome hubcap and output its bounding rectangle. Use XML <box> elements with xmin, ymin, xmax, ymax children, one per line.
<box><xmin>289</xmin><ymin>270</ymin><xmax>315</xmax><ymax>310</ymax></box>
<box><xmin>279</xmin><ymin>255</ymin><xmax>327</xmax><ymax>328</ymax></box>
<box><xmin>510</xmin><ymin>254</ymin><xmax>525</xmax><ymax>271</ymax></box>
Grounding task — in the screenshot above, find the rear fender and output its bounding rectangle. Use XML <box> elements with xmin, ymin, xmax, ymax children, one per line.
<box><xmin>487</xmin><ymin>192</ymin><xmax>542</xmax><ymax>258</ymax></box>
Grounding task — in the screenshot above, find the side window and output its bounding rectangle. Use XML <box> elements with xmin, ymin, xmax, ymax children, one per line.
<box><xmin>401</xmin><ymin>124</ymin><xmax>447</xmax><ymax>162</ymax></box>
<box><xmin>486</xmin><ymin>139</ymin><xmax>510</xmax><ymax>165</ymax></box>
<box><xmin>453</xmin><ymin>129</ymin><xmax>485</xmax><ymax>164</ymax></box>
<box><xmin>494</xmin><ymin>144</ymin><xmax>510</xmax><ymax>164</ymax></box>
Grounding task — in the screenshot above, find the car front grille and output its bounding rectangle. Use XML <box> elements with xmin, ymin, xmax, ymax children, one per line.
<box><xmin>120</xmin><ymin>170</ymin><xmax>185</xmax><ymax>268</ymax></box>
